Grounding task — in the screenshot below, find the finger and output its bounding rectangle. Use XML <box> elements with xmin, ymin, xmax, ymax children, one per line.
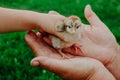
<box><xmin>84</xmin><ymin>5</ymin><xmax>104</xmax><ymax>27</ymax></box>
<box><xmin>43</xmin><ymin>36</ymin><xmax>52</xmax><ymax>46</ymax></box>
<box><xmin>25</xmin><ymin>31</ymin><xmax>62</xmax><ymax>58</ymax></box>
<box><xmin>48</xmin><ymin>11</ymin><xmax>61</xmax><ymax>15</ymax></box>
<box><xmin>62</xmin><ymin>45</ymin><xmax>83</xmax><ymax>56</ymax></box>
<box><xmin>25</xmin><ymin>31</ymin><xmax>43</xmax><ymax>56</ymax></box>
<box><xmin>27</xmin><ymin>30</ymin><xmax>38</xmax><ymax>39</ymax></box>
<box><xmin>31</xmin><ymin>56</ymin><xmax>65</xmax><ymax>74</ymax></box>
<box><xmin>36</xmin><ymin>32</ymin><xmax>53</xmax><ymax>46</ymax></box>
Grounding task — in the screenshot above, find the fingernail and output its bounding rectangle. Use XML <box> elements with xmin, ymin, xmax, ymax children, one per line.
<box><xmin>32</xmin><ymin>60</ymin><xmax>39</xmax><ymax>66</ymax></box>
<box><xmin>86</xmin><ymin>4</ymin><xmax>92</xmax><ymax>12</ymax></box>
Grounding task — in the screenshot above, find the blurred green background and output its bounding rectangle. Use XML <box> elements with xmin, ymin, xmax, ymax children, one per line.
<box><xmin>0</xmin><ymin>0</ymin><xmax>120</xmax><ymax>80</ymax></box>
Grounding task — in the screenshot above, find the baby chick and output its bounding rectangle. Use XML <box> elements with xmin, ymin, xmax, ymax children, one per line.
<box><xmin>49</xmin><ymin>15</ymin><xmax>82</xmax><ymax>58</ymax></box>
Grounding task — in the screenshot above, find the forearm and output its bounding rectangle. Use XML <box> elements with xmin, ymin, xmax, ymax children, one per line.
<box><xmin>0</xmin><ymin>7</ymin><xmax>63</xmax><ymax>35</ymax></box>
<box><xmin>0</xmin><ymin>7</ymin><xmax>37</xmax><ymax>33</ymax></box>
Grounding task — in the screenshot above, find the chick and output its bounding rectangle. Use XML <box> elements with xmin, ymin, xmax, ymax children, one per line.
<box><xmin>50</xmin><ymin>15</ymin><xmax>82</xmax><ymax>58</ymax></box>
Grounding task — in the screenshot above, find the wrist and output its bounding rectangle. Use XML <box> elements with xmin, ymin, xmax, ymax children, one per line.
<box><xmin>18</xmin><ymin>10</ymin><xmax>37</xmax><ymax>30</ymax></box>
<box><xmin>106</xmin><ymin>48</ymin><xmax>120</xmax><ymax>80</ymax></box>
<box><xmin>89</xmin><ymin>64</ymin><xmax>116</xmax><ymax>80</ymax></box>
<box><xmin>31</xmin><ymin>12</ymin><xmax>58</xmax><ymax>34</ymax></box>
<box><xmin>30</xmin><ymin>12</ymin><xmax>47</xmax><ymax>31</ymax></box>
<box><xmin>84</xmin><ymin>60</ymin><xmax>115</xmax><ymax>80</ymax></box>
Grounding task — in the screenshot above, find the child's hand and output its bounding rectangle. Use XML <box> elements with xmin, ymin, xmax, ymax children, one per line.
<box><xmin>33</xmin><ymin>11</ymin><xmax>65</xmax><ymax>34</ymax></box>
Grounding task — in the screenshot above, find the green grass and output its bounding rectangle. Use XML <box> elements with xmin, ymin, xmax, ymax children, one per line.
<box><xmin>0</xmin><ymin>0</ymin><xmax>120</xmax><ymax>80</ymax></box>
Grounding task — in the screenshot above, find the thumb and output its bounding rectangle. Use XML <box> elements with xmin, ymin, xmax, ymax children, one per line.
<box><xmin>84</xmin><ymin>5</ymin><xmax>104</xmax><ymax>27</ymax></box>
<box><xmin>31</xmin><ymin>56</ymin><xmax>65</xmax><ymax>73</ymax></box>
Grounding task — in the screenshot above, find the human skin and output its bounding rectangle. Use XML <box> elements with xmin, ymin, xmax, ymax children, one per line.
<box><xmin>0</xmin><ymin>5</ymin><xmax>119</xmax><ymax>79</ymax></box>
<box><xmin>25</xmin><ymin>31</ymin><xmax>116</xmax><ymax>80</ymax></box>
<box><xmin>42</xmin><ymin>5</ymin><xmax>120</xmax><ymax>80</ymax></box>
<box><xmin>0</xmin><ymin>7</ymin><xmax>65</xmax><ymax>33</ymax></box>
<box><xmin>62</xmin><ymin>5</ymin><xmax>120</xmax><ymax>80</ymax></box>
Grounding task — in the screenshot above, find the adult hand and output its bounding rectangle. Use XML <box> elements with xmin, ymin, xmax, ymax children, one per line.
<box><xmin>25</xmin><ymin>31</ymin><xmax>115</xmax><ymax>80</ymax></box>
<box><xmin>41</xmin><ymin>5</ymin><xmax>120</xmax><ymax>79</ymax></box>
<box><xmin>57</xmin><ymin>5</ymin><xmax>119</xmax><ymax>64</ymax></box>
<box><xmin>62</xmin><ymin>5</ymin><xmax>120</xmax><ymax>80</ymax></box>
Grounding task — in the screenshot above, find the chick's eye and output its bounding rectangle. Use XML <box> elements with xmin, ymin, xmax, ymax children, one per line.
<box><xmin>76</xmin><ymin>26</ymin><xmax>80</xmax><ymax>28</ymax></box>
<box><xmin>76</xmin><ymin>24</ymin><xmax>81</xmax><ymax>29</ymax></box>
<box><xmin>67</xmin><ymin>25</ymin><xmax>71</xmax><ymax>28</ymax></box>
